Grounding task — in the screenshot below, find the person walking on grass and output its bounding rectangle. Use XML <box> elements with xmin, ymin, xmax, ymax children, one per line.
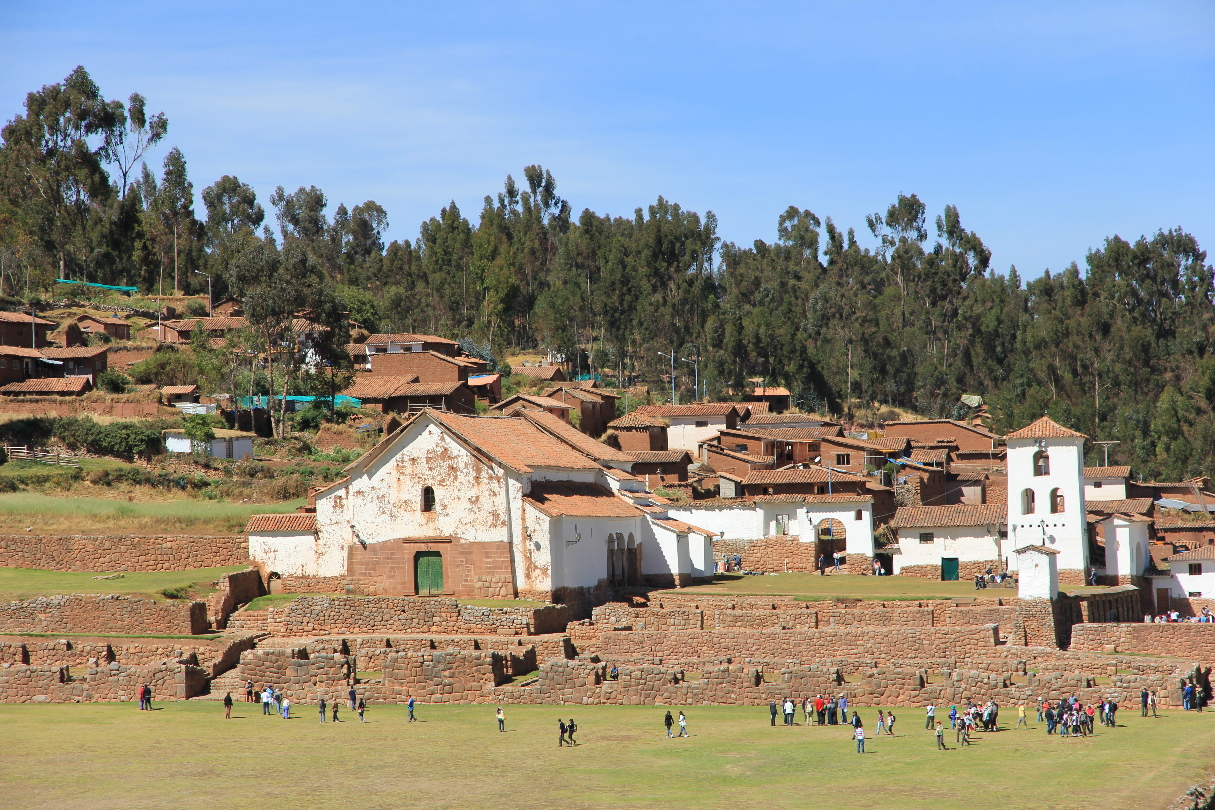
<box><xmin>886</xmin><ymin>711</ymin><xmax>896</xmax><ymax>735</ymax></box>
<box><xmin>818</xmin><ymin>555</ymin><xmax>826</xmax><ymax>576</ymax></box>
<box><xmin>567</xmin><ymin>718</ymin><xmax>578</xmax><ymax>745</ymax></box>
<box><xmin>665</xmin><ymin>710</ymin><xmax>674</xmax><ymax>738</ymax></box>
<box><xmin>319</xmin><ymin>697</ymin><xmax>327</xmax><ymax>723</ymax></box>
<box><xmin>1150</xmin><ymin>690</ymin><xmax>1159</xmax><ymax>717</ymax></box>
<box><xmin>854</xmin><ymin>721</ymin><xmax>865</xmax><ymax>754</ymax></box>
<box><xmin>223</xmin><ymin>692</ymin><xmax>233</xmax><ymax>719</ymax></box>
<box><xmin>1017</xmin><ymin>703</ymin><xmax>1027</xmax><ymax>729</ymax></box>
<box><xmin>408</xmin><ymin>695</ymin><xmax>416</xmax><ymax>722</ymax></box>
<box><xmin>245</xmin><ymin>680</ymin><xmax>253</xmax><ymax>703</ymax></box>
<box><xmin>925</xmin><ymin>703</ymin><xmax>935</xmax><ymax>730</ymax></box>
<box><xmin>678</xmin><ymin>711</ymin><xmax>688</xmax><ymax>737</ymax></box>
<box><xmin>936</xmin><ymin>720</ymin><xmax>947</xmax><ymax>750</ymax></box>
<box><xmin>332</xmin><ymin>701</ymin><xmax>340</xmax><ymax>722</ymax></box>
<box><xmin>281</xmin><ymin>696</ymin><xmax>291</xmax><ymax>720</ymax></box>
<box><xmin>769</xmin><ymin>700</ymin><xmax>778</xmax><ymax>726</ymax></box>
<box><xmin>358</xmin><ymin>698</ymin><xmax>366</xmax><ymax>723</ymax></box>
<box><xmin>497</xmin><ymin>707</ymin><xmax>505</xmax><ymax>732</ymax></box>
<box><xmin>558</xmin><ymin>719</ymin><xmax>568</xmax><ymax>747</ymax></box>
<box><xmin>349</xmin><ymin>687</ymin><xmax>357</xmax><ymax>712</ymax></box>
<box><xmin>875</xmin><ymin>710</ymin><xmax>886</xmax><ymax>736</ymax></box>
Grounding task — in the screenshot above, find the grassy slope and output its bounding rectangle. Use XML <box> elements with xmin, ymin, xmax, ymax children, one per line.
<box><xmin>0</xmin><ymin>703</ymin><xmax>1210</xmax><ymax>810</ymax></box>
<box><xmin>0</xmin><ymin>566</ymin><xmax>247</xmax><ymax>602</ymax></box>
<box><xmin>0</xmin><ymin>492</ymin><xmax>305</xmax><ymax>535</ymax></box>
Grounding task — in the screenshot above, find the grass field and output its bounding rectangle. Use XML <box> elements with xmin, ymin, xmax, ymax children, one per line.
<box><xmin>0</xmin><ymin>702</ymin><xmax>1209</xmax><ymax>810</ymax></box>
<box><xmin>0</xmin><ymin>491</ymin><xmax>305</xmax><ymax>535</ymax></box>
<box><xmin>0</xmin><ymin>565</ymin><xmax>247</xmax><ymax>602</ymax></box>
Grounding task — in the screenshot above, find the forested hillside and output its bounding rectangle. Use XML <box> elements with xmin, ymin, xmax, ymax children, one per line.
<box><xmin>2</xmin><ymin>67</ymin><xmax>1214</xmax><ymax>480</ymax></box>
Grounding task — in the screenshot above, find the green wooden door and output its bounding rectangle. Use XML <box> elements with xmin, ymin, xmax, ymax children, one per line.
<box><xmin>415</xmin><ymin>551</ymin><xmax>444</xmax><ymax>595</ymax></box>
<box><xmin>941</xmin><ymin>557</ymin><xmax>960</xmax><ymax>581</ymax></box>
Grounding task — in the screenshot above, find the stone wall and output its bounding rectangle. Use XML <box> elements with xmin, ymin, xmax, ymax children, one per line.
<box><xmin>0</xmin><ymin>595</ymin><xmax>208</xmax><ymax>636</ymax></box>
<box><xmin>205</xmin><ymin>569</ymin><xmax>265</xmax><ymax>630</ymax></box>
<box><xmin>271</xmin><ymin>575</ymin><xmax>347</xmax><ymax>594</ymax></box>
<box><xmin>0</xmin><ymin>662</ymin><xmax>208</xmax><ymax>702</ymax></box>
<box><xmin>237</xmin><ymin>648</ymin><xmax>351</xmax><ymax>700</ymax></box>
<box><xmin>898</xmin><ymin>560</ymin><xmax>1008</xmax><ymax>580</ymax></box>
<box><xmin>1070</xmin><ymin>623</ymin><xmax>1215</xmax><ymax>664</ymax></box>
<box><xmin>0</xmin><ymin>635</ymin><xmax>255</xmax><ymax>677</ymax></box>
<box><xmin>0</xmin><ymin>533</ymin><xmax>248</xmax><ymax>572</ymax></box>
<box><xmin>263</xmin><ymin>596</ymin><xmax>573</xmax><ymax>637</ymax></box>
<box><xmin>712</xmin><ymin>536</ymin><xmax>819</xmax><ymax>572</ymax></box>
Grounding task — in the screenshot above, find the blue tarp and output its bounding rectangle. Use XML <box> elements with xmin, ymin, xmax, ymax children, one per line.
<box><xmin>238</xmin><ymin>395</ymin><xmax>362</xmax><ymax>411</ymax></box>
<box><xmin>56</xmin><ymin>278</ymin><xmax>140</xmax><ymax>294</ymax></box>
<box><xmin>574</xmin><ymin>373</ymin><xmax>601</xmax><ymax>382</ymax></box>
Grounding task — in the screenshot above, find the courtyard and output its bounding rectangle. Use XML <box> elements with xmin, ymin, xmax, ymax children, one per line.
<box><xmin>2</xmin><ymin>702</ymin><xmax>1211</xmax><ymax>809</ymax></box>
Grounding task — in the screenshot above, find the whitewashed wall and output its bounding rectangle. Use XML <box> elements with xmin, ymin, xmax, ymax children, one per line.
<box><xmin>1006</xmin><ymin>436</ymin><xmax>1087</xmax><ymax>573</ymax></box>
<box><xmin>894</xmin><ymin>525</ymin><xmax>1005</xmax><ymax>573</ymax></box>
<box><xmin>249</xmin><ymin>531</ymin><xmax>327</xmax><ymax>576</ymax></box>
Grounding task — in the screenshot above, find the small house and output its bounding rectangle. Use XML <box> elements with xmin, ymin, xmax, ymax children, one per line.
<box><xmin>164</xmin><ymin>427</ymin><xmax>256</xmax><ymax>460</ymax></box>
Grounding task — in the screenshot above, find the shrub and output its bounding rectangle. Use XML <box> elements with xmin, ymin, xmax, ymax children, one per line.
<box><xmin>52</xmin><ymin>417</ymin><xmax>162</xmax><ymax>461</ymax></box>
<box><xmin>96</xmin><ymin>370</ymin><xmax>132</xmax><ymax>394</ymax></box>
<box><xmin>130</xmin><ymin>345</ymin><xmax>199</xmax><ymax>386</ymax></box>
<box><xmin>159</xmin><ymin>585</ymin><xmax>189</xmax><ymax>600</ymax></box>
<box><xmin>184</xmin><ymin>299</ymin><xmax>209</xmax><ymax>317</ymax></box>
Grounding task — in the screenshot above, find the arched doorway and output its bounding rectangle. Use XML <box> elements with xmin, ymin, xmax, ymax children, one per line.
<box><xmin>626</xmin><ymin>533</ymin><xmax>639</xmax><ymax>585</ymax></box>
<box><xmin>415</xmin><ymin>550</ymin><xmax>444</xmax><ymax>595</ymax></box>
<box><xmin>606</xmin><ymin>535</ymin><xmax>618</xmax><ymax>585</ymax></box>
<box><xmin>815</xmin><ymin>519</ymin><xmax>846</xmax><ymax>568</ymax></box>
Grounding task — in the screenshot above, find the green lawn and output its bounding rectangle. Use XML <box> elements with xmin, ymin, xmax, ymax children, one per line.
<box><xmin>243</xmin><ymin>592</ymin><xmax>344</xmax><ymax>611</ymax></box>
<box><xmin>0</xmin><ymin>703</ymin><xmax>1210</xmax><ymax>809</ymax></box>
<box><xmin>662</xmin><ymin>573</ymin><xmax>1019</xmax><ymax>600</ymax></box>
<box><xmin>0</xmin><ymin>565</ymin><xmax>247</xmax><ymax>602</ymax></box>
<box><xmin>0</xmin><ymin>491</ymin><xmax>305</xmax><ymax>535</ymax></box>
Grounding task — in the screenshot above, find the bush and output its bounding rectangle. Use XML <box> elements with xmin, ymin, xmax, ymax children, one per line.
<box><xmin>130</xmin><ymin>345</ymin><xmax>199</xmax><ymax>386</ymax></box>
<box><xmin>184</xmin><ymin>299</ymin><xmax>209</xmax><ymax>317</ymax></box>
<box><xmin>96</xmin><ymin>370</ymin><xmax>132</xmax><ymax>394</ymax></box>
<box><xmin>53</xmin><ymin>417</ymin><xmax>162</xmax><ymax>461</ymax></box>
<box><xmin>291</xmin><ymin>402</ymin><xmax>328</xmax><ymax>433</ymax></box>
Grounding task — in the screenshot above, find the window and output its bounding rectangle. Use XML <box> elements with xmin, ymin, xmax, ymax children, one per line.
<box><xmin>1092</xmin><ymin>481</ymin><xmax>1103</xmax><ymax>488</ymax></box>
<box><xmin>835</xmin><ymin>453</ymin><xmax>851</xmax><ymax>467</ymax></box>
<box><xmin>1050</xmin><ymin>488</ymin><xmax>1064</xmax><ymax>514</ymax></box>
<box><xmin>1033</xmin><ymin>450</ymin><xmax>1050</xmax><ymax>476</ymax></box>
<box><xmin>1190</xmin><ymin>563</ymin><xmax>1204</xmax><ymax>576</ymax></box>
<box><xmin>1189</xmin><ymin>592</ymin><xmax>1203</xmax><ymax>598</ymax></box>
<box><xmin>855</xmin><ymin>510</ymin><xmax>863</xmax><ymax>521</ymax></box>
<box><xmin>1021</xmin><ymin>488</ymin><xmax>1036</xmax><ymax>515</ymax></box>
<box><xmin>919</xmin><ymin>532</ymin><xmax>935</xmax><ymax>544</ymax></box>
<box><xmin>815</xmin><ymin>484</ymin><xmax>826</xmax><ymax>495</ymax></box>
<box><xmin>735</xmin><ymin>444</ymin><xmax>748</xmax><ymax>452</ymax></box>
<box><xmin>421</xmin><ymin>486</ymin><xmax>435</xmax><ymax>512</ymax></box>
<box><xmin>694</xmin><ymin>420</ymin><xmax>709</xmax><ymax>428</ymax></box>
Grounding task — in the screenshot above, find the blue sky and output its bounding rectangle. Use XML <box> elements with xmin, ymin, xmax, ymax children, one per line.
<box><xmin>2</xmin><ymin>1</ymin><xmax>1212</xmax><ymax>276</ymax></box>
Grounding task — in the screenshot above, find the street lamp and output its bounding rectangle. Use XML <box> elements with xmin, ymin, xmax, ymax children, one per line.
<box><xmin>193</xmin><ymin>270</ymin><xmax>212</xmax><ymax>316</ymax></box>
<box><xmin>681</xmin><ymin>352</ymin><xmax>700</xmax><ymax>403</ymax></box>
<box><xmin>657</xmin><ymin>350</ymin><xmax>676</xmax><ymax>405</ymax></box>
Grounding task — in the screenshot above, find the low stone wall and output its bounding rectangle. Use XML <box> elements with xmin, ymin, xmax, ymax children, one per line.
<box><xmin>899</xmin><ymin>560</ymin><xmax>1007</xmax><ymax>581</ymax></box>
<box><xmin>264</xmin><ymin>596</ymin><xmax>573</xmax><ymax>637</ymax></box>
<box><xmin>713</xmin><ymin>536</ymin><xmax>819</xmax><ymax>573</ymax></box>
<box><xmin>0</xmin><ymin>662</ymin><xmax>208</xmax><ymax>702</ymax></box>
<box><xmin>0</xmin><ymin>595</ymin><xmax>208</xmax><ymax>636</ymax></box>
<box><xmin>0</xmin><ymin>636</ymin><xmax>253</xmax><ymax>676</ymax></box>
<box><xmin>270</xmin><ymin>575</ymin><xmax>347</xmax><ymax>595</ymax></box>
<box><xmin>1070</xmin><ymin>623</ymin><xmax>1215</xmax><ymax>664</ymax></box>
<box><xmin>206</xmin><ymin>569</ymin><xmax>265</xmax><ymax>630</ymax></box>
<box><xmin>0</xmin><ymin>533</ymin><xmax>248</xmax><ymax>572</ymax></box>
<box><xmin>237</xmin><ymin>648</ymin><xmax>351</xmax><ymax>701</ymax></box>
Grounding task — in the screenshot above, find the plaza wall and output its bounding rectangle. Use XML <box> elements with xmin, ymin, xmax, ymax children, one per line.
<box><xmin>0</xmin><ymin>595</ymin><xmax>208</xmax><ymax>636</ymax></box>
<box><xmin>0</xmin><ymin>533</ymin><xmax>248</xmax><ymax>572</ymax></box>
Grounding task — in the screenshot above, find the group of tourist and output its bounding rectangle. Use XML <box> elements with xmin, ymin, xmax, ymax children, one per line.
<box><xmin>1040</xmin><ymin>695</ymin><xmax>1120</xmax><ymax>735</ymax></box>
<box><xmin>662</xmin><ymin>710</ymin><xmax>688</xmax><ymax>738</ymax></box>
<box><xmin>217</xmin><ymin>683</ymin><xmax>373</xmax><ymax>723</ymax></box>
<box><xmin>136</xmin><ymin>684</ymin><xmax>153</xmax><ymax>711</ymax></box>
<box><xmin>1153</xmin><ymin>606</ymin><xmax>1214</xmax><ymax>623</ymax></box>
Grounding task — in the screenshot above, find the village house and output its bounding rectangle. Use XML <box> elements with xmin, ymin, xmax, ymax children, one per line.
<box><xmin>605</xmin><ymin>411</ymin><xmax>668</xmax><ymax>452</ymax></box>
<box><xmin>161</xmin><ymin>384</ymin><xmax>200</xmax><ymax>405</ymax></box>
<box><xmin>511</xmin><ymin>364</ymin><xmax>566</xmax><ymax>382</ymax></box>
<box><xmin>466</xmin><ymin>373</ymin><xmax>502</xmax><ymax>404</ymax></box>
<box><xmin>887</xmin><ymin>504</ymin><xmax>1009</xmax><ymax>580</ymax></box>
<box><xmin>247</xmin><ymin>411</ymin><xmax>715</xmax><ymax>602</ymax></box>
<box><xmin>742</xmin><ymin>385</ymin><xmax>791</xmax><ymax>413</ymax></box>
<box><xmin>625</xmin><ymin>450</ymin><xmax>692</xmax><ymax>484</ymax></box>
<box><xmin>343</xmin><ymin>375</ymin><xmax>475</xmax><ymax>415</ymax></box>
<box><xmin>817</xmin><ymin>435</ymin><xmax>910</xmax><ymax>475</ymax></box>
<box><xmin>1152</xmin><ymin>516</ymin><xmax>1215</xmax><ymax>552</ymax></box>
<box><xmin>490</xmin><ymin>394</ymin><xmax>575</xmax><ymax>422</ymax></box>
<box><xmin>700</xmin><ymin>443</ymin><xmax>775</xmax><ymax>478</ymax></box>
<box><xmin>0</xmin><ymin>311</ymin><xmax>55</xmax><ymax>348</ymax></box>
<box><xmin>1084</xmin><ymin>465</ymin><xmax>1130</xmax><ymax>500</ymax></box>
<box><xmin>211</xmin><ymin>297</ymin><xmax>244</xmax><ymax>317</ymax></box>
<box><xmin>0</xmin><ymin>376</ymin><xmax>93</xmax><ymax>397</ymax></box>
<box><xmin>41</xmin><ymin>345</ymin><xmax>107</xmax><ymax>381</ymax></box>
<box><xmin>542</xmin><ymin>385</ymin><xmax>621</xmax><ymax>438</ymax></box>
<box><xmin>164</xmin><ymin>427</ymin><xmax>256</xmax><ymax>460</ymax></box>
<box><xmin>701</xmin><ymin>425</ymin><xmax>843</xmax><ymax>467</ymax></box>
<box><xmin>633</xmin><ymin>403</ymin><xmax>743</xmax><ymax>452</ymax></box>
<box><xmin>151</xmin><ymin>316</ymin><xmax>249</xmax><ymax>343</ymax></box>
<box><xmin>75</xmin><ymin>314</ymin><xmax>131</xmax><ymax>340</ymax></box>
<box><xmin>0</xmin><ymin>347</ymin><xmax>48</xmax><ymax>385</ymax></box>
<box><xmin>361</xmin><ymin>332</ymin><xmax>462</xmax><ymax>357</ymax></box>
<box><xmin>48</xmin><ymin>321</ymin><xmax>85</xmax><ymax>348</ymax></box>
<box><xmin>366</xmin><ymin>349</ymin><xmax>484</xmax><ymax>380</ymax></box>
<box><xmin>1151</xmin><ymin>546</ymin><xmax>1215</xmax><ymax>612</ymax></box>
<box><xmin>741</xmin><ymin>412</ymin><xmax>833</xmax><ymax>430</ymax></box>
<box><xmin>883</xmin><ymin>419</ymin><xmax>1000</xmax><ymax>456</ymax></box>
<box><xmin>893</xmin><ymin>458</ymin><xmax>948</xmax><ymax>507</ymax></box>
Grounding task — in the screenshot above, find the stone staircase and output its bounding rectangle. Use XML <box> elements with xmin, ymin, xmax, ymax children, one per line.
<box><xmin>225</xmin><ymin>609</ymin><xmax>270</xmax><ymax>634</ymax></box>
<box><xmin>194</xmin><ymin>669</ymin><xmax>249</xmax><ymax>701</ymax></box>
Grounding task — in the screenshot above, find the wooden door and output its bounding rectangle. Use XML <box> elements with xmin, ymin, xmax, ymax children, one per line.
<box><xmin>941</xmin><ymin>557</ymin><xmax>960</xmax><ymax>581</ymax></box>
<box><xmin>415</xmin><ymin>551</ymin><xmax>444</xmax><ymax>596</ymax></box>
<box><xmin>1156</xmin><ymin>588</ymin><xmax>1172</xmax><ymax>615</ymax></box>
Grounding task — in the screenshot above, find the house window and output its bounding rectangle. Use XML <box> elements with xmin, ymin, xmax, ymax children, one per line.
<box><xmin>855</xmin><ymin>510</ymin><xmax>863</xmax><ymax>521</ymax></box>
<box><xmin>421</xmin><ymin>486</ymin><xmax>436</xmax><ymax>512</ymax></box>
<box><xmin>695</xmin><ymin>421</ymin><xmax>709</xmax><ymax>428</ymax></box>
<box><xmin>1050</xmin><ymin>488</ymin><xmax>1064</xmax><ymax>514</ymax></box>
<box><xmin>919</xmin><ymin>532</ymin><xmax>935</xmax><ymax>544</ymax></box>
<box><xmin>1092</xmin><ymin>481</ymin><xmax>1103</xmax><ymax>488</ymax></box>
<box><xmin>1189</xmin><ymin>592</ymin><xmax>1203</xmax><ymax>598</ymax></box>
<box><xmin>1033</xmin><ymin>450</ymin><xmax>1050</xmax><ymax>476</ymax></box>
<box><xmin>735</xmin><ymin>444</ymin><xmax>748</xmax><ymax>452</ymax></box>
<box><xmin>815</xmin><ymin>485</ymin><xmax>826</xmax><ymax>495</ymax></box>
<box><xmin>1021</xmin><ymin>488</ymin><xmax>1036</xmax><ymax>515</ymax></box>
<box><xmin>835</xmin><ymin>453</ymin><xmax>851</xmax><ymax>467</ymax></box>
<box><xmin>1190</xmin><ymin>563</ymin><xmax>1203</xmax><ymax>576</ymax></box>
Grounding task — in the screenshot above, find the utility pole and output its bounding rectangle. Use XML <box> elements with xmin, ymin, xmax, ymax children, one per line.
<box><xmin>173</xmin><ymin>223</ymin><xmax>179</xmax><ymax>295</ymax></box>
<box><xmin>194</xmin><ymin>270</ymin><xmax>212</xmax><ymax>315</ymax></box>
<box><xmin>682</xmin><ymin>352</ymin><xmax>699</xmax><ymax>403</ymax></box>
<box><xmin>658</xmin><ymin>350</ymin><xmax>675</xmax><ymax>404</ymax></box>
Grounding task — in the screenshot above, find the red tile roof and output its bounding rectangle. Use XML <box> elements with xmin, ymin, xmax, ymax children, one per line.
<box><xmin>750</xmin><ymin>494</ymin><xmax>872</xmax><ymax>504</ymax></box>
<box><xmin>821</xmin><ymin>435</ymin><xmax>909</xmax><ymax>452</ymax></box>
<box><xmin>541</xmin><ymin>386</ymin><xmax>620</xmax><ymax>402</ymax></box>
<box><xmin>635</xmin><ymin>403</ymin><xmax>741</xmax><ymax>418</ymax></box>
<box><xmin>0</xmin><ymin>346</ymin><xmax>47</xmax><ymax>358</ymax></box>
<box><xmin>490</xmin><ymin>394</ymin><xmax>574</xmax><ymax>412</ymax></box>
<box><xmin>704</xmin><ymin>445</ymin><xmax>775</xmax><ymax>465</ymax></box>
<box><xmin>165</xmin><ymin>316</ymin><xmax>249</xmax><ymax>331</ymax></box>
<box><xmin>0</xmin><ymin>376</ymin><xmax>91</xmax><ymax>395</ymax></box>
<box><xmin>364</xmin><ymin>333</ymin><xmax>460</xmax><ymax>345</ymax></box>
<box><xmin>343</xmin><ymin>375</ymin><xmax>440</xmax><ymax>399</ymax></box>
<box><xmin>523</xmin><ymin>482</ymin><xmax>643</xmax><ymax>518</ymax></box>
<box><xmin>0</xmin><ymin>311</ymin><xmax>55</xmax><ymax>325</ymax></box>
<box><xmin>651</xmin><ymin>517</ymin><xmax>717</xmax><ymax>536</ymax></box>
<box><xmin>750</xmin><ymin>386</ymin><xmax>791</xmax><ymax>396</ymax></box>
<box><xmin>609</xmin><ymin>412</ymin><xmax>668</xmax><ymax>428</ymax></box>
<box><xmin>730</xmin><ymin>467</ymin><xmax>867</xmax><ymax>485</ymax></box>
<box><xmin>889</xmin><ymin>504</ymin><xmax>1007</xmax><ymax>529</ymax></box>
<box><xmin>518</xmin><ymin>410</ymin><xmax>633</xmax><ymax>463</ymax></box>
<box><xmin>246</xmin><ymin>513</ymin><xmax>317</xmax><ymax>533</ymax></box>
<box><xmin>511</xmin><ymin>365</ymin><xmax>565</xmax><ymax>380</ymax></box>
<box><xmin>1083</xmin><ymin>466</ymin><xmax>1131</xmax><ymax>479</ymax></box>
<box><xmin>161</xmin><ymin>385</ymin><xmax>198</xmax><ymax>395</ymax></box>
<box><xmin>737</xmin><ymin>426</ymin><xmax>842</xmax><ymax>441</ymax></box>
<box><xmin>884</xmin><ymin>419</ymin><xmax>998</xmax><ymax>439</ymax></box>
<box><xmin>467</xmin><ymin>373</ymin><xmax>501</xmax><ymax>387</ymax></box>
<box><xmin>1005</xmin><ymin>415</ymin><xmax>1087</xmax><ymax>440</ymax></box>
<box><xmin>1086</xmin><ymin>498</ymin><xmax>1153</xmax><ymax>515</ymax></box>
<box><xmin>743</xmin><ymin>413</ymin><xmax>834</xmax><ymax>426</ymax></box>
<box><xmin>626</xmin><ymin>450</ymin><xmax>691</xmax><ymax>464</ymax></box>
<box><xmin>910</xmin><ymin>448</ymin><xmax>949</xmax><ymax>465</ymax></box>
<box><xmin>433</xmin><ymin>412</ymin><xmax>599</xmax><ymax>473</ymax></box>
<box><xmin>1166</xmin><ymin>546</ymin><xmax>1215</xmax><ymax>562</ymax></box>
<box><xmin>41</xmin><ymin>345</ymin><xmax>108</xmax><ymax>359</ymax></box>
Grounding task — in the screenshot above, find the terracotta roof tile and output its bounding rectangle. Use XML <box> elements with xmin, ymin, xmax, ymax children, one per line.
<box><xmin>511</xmin><ymin>365</ymin><xmax>565</xmax><ymax>380</ymax></box>
<box><xmin>518</xmin><ymin>410</ymin><xmax>633</xmax><ymax>463</ymax></box>
<box><xmin>523</xmin><ymin>481</ymin><xmax>643</xmax><ymax>518</ymax></box>
<box><xmin>0</xmin><ymin>311</ymin><xmax>55</xmax><ymax>325</ymax></box>
<box><xmin>910</xmin><ymin>448</ymin><xmax>950</xmax><ymax>465</ymax></box>
<box><xmin>344</xmin><ymin>375</ymin><xmax>445</xmax><ymax>399</ymax></box>
<box><xmin>704</xmin><ymin>445</ymin><xmax>774</xmax><ymax>465</ymax></box>
<box><xmin>246</xmin><ymin>513</ymin><xmax>317</xmax><ymax>533</ymax></box>
<box><xmin>0</xmin><ymin>346</ymin><xmax>48</xmax><ymax>358</ymax></box>
<box><xmin>1154</xmin><ymin>519</ymin><xmax>1215</xmax><ymax>530</ymax></box>
<box><xmin>161</xmin><ymin>385</ymin><xmax>198</xmax><ymax>395</ymax></box>
<box><xmin>1086</xmin><ymin>498</ymin><xmax>1153</xmax><ymax>515</ymax></box>
<box><xmin>651</xmin><ymin>517</ymin><xmax>717</xmax><ymax>536</ymax></box>
<box><xmin>1083</xmin><ymin>466</ymin><xmax>1131</xmax><ymax>479</ymax></box>
<box><xmin>821</xmin><ymin>435</ymin><xmax>909</xmax><ymax>452</ymax></box>
<box><xmin>364</xmin><ymin>333</ymin><xmax>459</xmax><ymax>345</ymax></box>
<box><xmin>750</xmin><ymin>386</ymin><xmax>791</xmax><ymax>396</ymax></box>
<box><xmin>1005</xmin><ymin>415</ymin><xmax>1087</xmax><ymax>440</ymax></box>
<box><xmin>635</xmin><ymin>403</ymin><xmax>741</xmax><ymax>418</ymax></box>
<box><xmin>41</xmin><ymin>345</ymin><xmax>108</xmax><ymax>359</ymax></box>
<box><xmin>889</xmin><ymin>504</ymin><xmax>1007</xmax><ymax>529</ymax></box>
<box><xmin>743</xmin><ymin>413</ymin><xmax>835</xmax><ymax>426</ymax></box>
<box><xmin>734</xmin><ymin>467</ymin><xmax>867</xmax><ymax>485</ymax></box>
<box><xmin>609</xmin><ymin>412</ymin><xmax>668</xmax><ymax>428</ymax></box>
<box><xmin>1166</xmin><ymin>546</ymin><xmax>1215</xmax><ymax>562</ymax></box>
<box><xmin>626</xmin><ymin>450</ymin><xmax>691</xmax><ymax>464</ymax></box>
<box><xmin>433</xmin><ymin>412</ymin><xmax>599</xmax><ymax>473</ymax></box>
<box><xmin>884</xmin><ymin>419</ymin><xmax>998</xmax><ymax>439</ymax></box>
<box><xmin>736</xmin><ymin>426</ymin><xmax>842</xmax><ymax>441</ymax></box>
<box><xmin>0</xmin><ymin>376</ymin><xmax>91</xmax><ymax>395</ymax></box>
<box><xmin>490</xmin><ymin>394</ymin><xmax>574</xmax><ymax>412</ymax></box>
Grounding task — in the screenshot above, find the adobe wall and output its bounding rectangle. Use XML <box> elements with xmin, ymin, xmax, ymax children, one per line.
<box><xmin>0</xmin><ymin>595</ymin><xmax>208</xmax><ymax>635</ymax></box>
<box><xmin>0</xmin><ymin>662</ymin><xmax>208</xmax><ymax>702</ymax></box>
<box><xmin>0</xmin><ymin>533</ymin><xmax>248</xmax><ymax>572</ymax></box>
<box><xmin>713</xmin><ymin>536</ymin><xmax>818</xmax><ymax>573</ymax></box>
<box><xmin>347</xmin><ymin>539</ymin><xmax>515</xmax><ymax>599</ymax></box>
<box><xmin>205</xmin><ymin>568</ymin><xmax>265</xmax><ymax>630</ymax></box>
<box><xmin>1070</xmin><ymin>624</ymin><xmax>1215</xmax><ymax>663</ymax></box>
<box><xmin>263</xmin><ymin>596</ymin><xmax>572</xmax><ymax>637</ymax></box>
<box><xmin>898</xmin><ymin>560</ymin><xmax>1008</xmax><ymax>580</ymax></box>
